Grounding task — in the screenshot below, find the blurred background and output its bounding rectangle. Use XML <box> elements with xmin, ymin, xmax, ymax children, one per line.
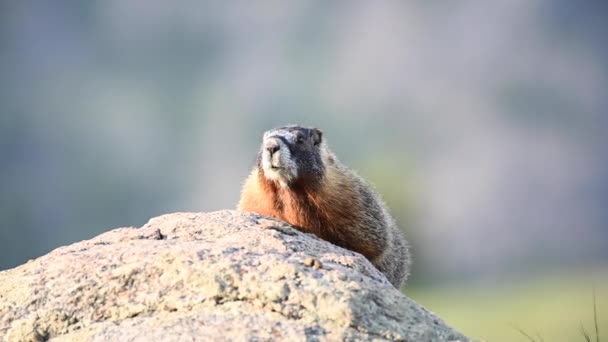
<box><xmin>1</xmin><ymin>1</ymin><xmax>607</xmax><ymax>340</ymax></box>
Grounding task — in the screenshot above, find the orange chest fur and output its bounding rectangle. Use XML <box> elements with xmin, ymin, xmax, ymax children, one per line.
<box><xmin>239</xmin><ymin>173</ymin><xmax>382</xmax><ymax>261</ymax></box>
<box><xmin>242</xmin><ymin>181</ymin><xmax>349</xmax><ymax>236</ymax></box>
<box><xmin>258</xmin><ymin>188</ymin><xmax>327</xmax><ymax>234</ymax></box>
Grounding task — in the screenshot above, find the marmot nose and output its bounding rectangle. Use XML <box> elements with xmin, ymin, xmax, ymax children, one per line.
<box><xmin>265</xmin><ymin>140</ymin><xmax>280</xmax><ymax>155</ymax></box>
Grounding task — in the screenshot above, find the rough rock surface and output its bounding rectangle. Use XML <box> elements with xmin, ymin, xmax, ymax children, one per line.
<box><xmin>0</xmin><ymin>210</ymin><xmax>469</xmax><ymax>342</ymax></box>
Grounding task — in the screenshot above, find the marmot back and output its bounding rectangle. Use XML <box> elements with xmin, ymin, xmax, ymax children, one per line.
<box><xmin>238</xmin><ymin>125</ymin><xmax>411</xmax><ymax>287</ymax></box>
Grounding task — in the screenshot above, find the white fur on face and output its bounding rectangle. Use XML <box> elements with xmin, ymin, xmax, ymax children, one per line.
<box><xmin>261</xmin><ymin>132</ymin><xmax>299</xmax><ymax>187</ymax></box>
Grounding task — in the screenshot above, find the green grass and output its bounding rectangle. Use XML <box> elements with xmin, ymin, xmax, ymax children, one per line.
<box><xmin>406</xmin><ymin>271</ymin><xmax>607</xmax><ymax>342</ymax></box>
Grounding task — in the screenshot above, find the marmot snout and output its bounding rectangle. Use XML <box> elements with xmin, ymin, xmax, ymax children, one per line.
<box><xmin>238</xmin><ymin>125</ymin><xmax>411</xmax><ymax>287</ymax></box>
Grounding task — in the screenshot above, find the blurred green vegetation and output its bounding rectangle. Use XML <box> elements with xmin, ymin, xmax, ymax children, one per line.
<box><xmin>407</xmin><ymin>269</ymin><xmax>608</xmax><ymax>342</ymax></box>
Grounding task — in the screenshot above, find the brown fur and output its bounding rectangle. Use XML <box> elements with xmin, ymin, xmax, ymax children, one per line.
<box><xmin>239</xmin><ymin>166</ymin><xmax>382</xmax><ymax>261</ymax></box>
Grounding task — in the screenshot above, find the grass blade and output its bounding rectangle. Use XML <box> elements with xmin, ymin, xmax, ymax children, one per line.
<box><xmin>581</xmin><ymin>322</ymin><xmax>592</xmax><ymax>342</ymax></box>
<box><xmin>593</xmin><ymin>287</ymin><xmax>599</xmax><ymax>342</ymax></box>
<box><xmin>510</xmin><ymin>323</ymin><xmax>536</xmax><ymax>342</ymax></box>
<box><xmin>535</xmin><ymin>332</ymin><xmax>545</xmax><ymax>342</ymax></box>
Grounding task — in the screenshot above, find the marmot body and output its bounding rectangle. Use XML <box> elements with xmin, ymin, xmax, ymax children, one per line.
<box><xmin>238</xmin><ymin>125</ymin><xmax>411</xmax><ymax>287</ymax></box>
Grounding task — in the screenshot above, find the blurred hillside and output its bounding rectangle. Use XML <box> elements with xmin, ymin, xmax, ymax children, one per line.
<box><xmin>1</xmin><ymin>0</ymin><xmax>607</xmax><ymax>292</ymax></box>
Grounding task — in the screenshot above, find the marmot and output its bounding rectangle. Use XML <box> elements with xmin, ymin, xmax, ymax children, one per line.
<box><xmin>238</xmin><ymin>125</ymin><xmax>411</xmax><ymax>287</ymax></box>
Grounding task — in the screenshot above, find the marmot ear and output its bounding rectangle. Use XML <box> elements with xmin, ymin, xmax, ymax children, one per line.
<box><xmin>312</xmin><ymin>128</ymin><xmax>323</xmax><ymax>146</ymax></box>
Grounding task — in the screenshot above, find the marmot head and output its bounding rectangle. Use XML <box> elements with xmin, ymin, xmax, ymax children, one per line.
<box><xmin>257</xmin><ymin>125</ymin><xmax>325</xmax><ymax>187</ymax></box>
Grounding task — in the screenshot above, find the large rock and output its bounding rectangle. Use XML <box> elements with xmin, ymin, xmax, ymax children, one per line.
<box><xmin>0</xmin><ymin>211</ymin><xmax>469</xmax><ymax>342</ymax></box>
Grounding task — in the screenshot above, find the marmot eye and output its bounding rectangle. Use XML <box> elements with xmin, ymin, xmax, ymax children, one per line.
<box><xmin>296</xmin><ymin>136</ymin><xmax>305</xmax><ymax>144</ymax></box>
